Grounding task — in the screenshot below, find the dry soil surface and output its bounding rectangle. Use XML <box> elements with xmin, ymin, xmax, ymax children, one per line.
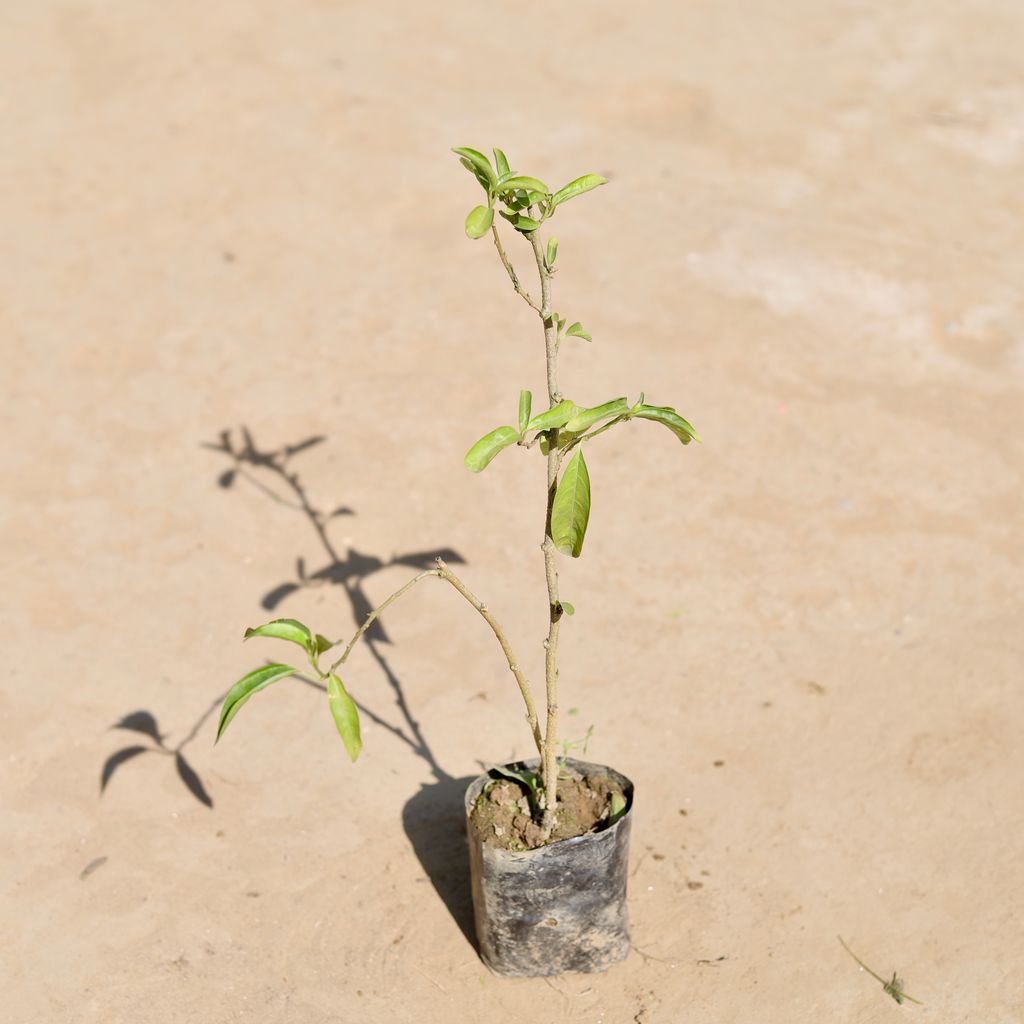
<box><xmin>3</xmin><ymin>2</ymin><xmax>1023</xmax><ymax>1022</ymax></box>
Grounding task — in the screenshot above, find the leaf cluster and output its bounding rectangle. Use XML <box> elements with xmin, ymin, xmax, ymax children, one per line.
<box><xmin>454</xmin><ymin>146</ymin><xmax>607</xmax><ymax>240</ymax></box>
<box><xmin>217</xmin><ymin>619</ymin><xmax>361</xmax><ymax>761</ymax></box>
<box><xmin>465</xmin><ymin>391</ymin><xmax>699</xmax><ymax>558</ymax></box>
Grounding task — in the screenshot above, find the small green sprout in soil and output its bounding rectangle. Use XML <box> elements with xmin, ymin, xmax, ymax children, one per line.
<box><xmin>838</xmin><ymin>935</ymin><xmax>923</xmax><ymax>1006</ymax></box>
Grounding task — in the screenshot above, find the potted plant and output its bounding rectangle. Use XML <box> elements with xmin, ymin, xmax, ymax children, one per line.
<box><xmin>216</xmin><ymin>146</ymin><xmax>699</xmax><ymax>977</ymax></box>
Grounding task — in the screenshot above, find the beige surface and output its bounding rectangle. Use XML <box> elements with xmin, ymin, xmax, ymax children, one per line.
<box><xmin>2</xmin><ymin>2</ymin><xmax>1023</xmax><ymax>1021</ymax></box>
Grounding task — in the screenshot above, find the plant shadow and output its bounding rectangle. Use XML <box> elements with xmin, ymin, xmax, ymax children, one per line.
<box><xmin>402</xmin><ymin>774</ymin><xmax>478</xmax><ymax>951</ymax></box>
<box><xmin>101</xmin><ymin>425</ymin><xmax>480</xmax><ymax>949</ymax></box>
<box><xmin>101</xmin><ymin>705</ymin><xmax>218</xmax><ymax>807</ymax></box>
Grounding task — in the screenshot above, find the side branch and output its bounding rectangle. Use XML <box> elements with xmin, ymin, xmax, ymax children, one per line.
<box><xmin>491</xmin><ymin>224</ymin><xmax>542</xmax><ymax>315</ymax></box>
<box><xmin>434</xmin><ymin>558</ymin><xmax>543</xmax><ymax>755</ymax></box>
<box><xmin>329</xmin><ymin>569</ymin><xmax>441</xmax><ymax>672</ymax></box>
<box><xmin>328</xmin><ymin>561</ymin><xmax>543</xmax><ymax>756</ymax></box>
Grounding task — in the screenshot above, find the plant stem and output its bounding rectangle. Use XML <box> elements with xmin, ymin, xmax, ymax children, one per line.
<box><xmin>527</xmin><ymin>228</ymin><xmax>565</xmax><ymax>838</ymax></box>
<box><xmin>327</xmin><ymin>562</ymin><xmax>544</xmax><ymax>756</ymax></box>
<box><xmin>491</xmin><ymin>224</ymin><xmax>542</xmax><ymax>314</ymax></box>
<box><xmin>433</xmin><ymin>558</ymin><xmax>543</xmax><ymax>756</ymax></box>
<box><xmin>329</xmin><ymin>569</ymin><xmax>441</xmax><ymax>672</ymax></box>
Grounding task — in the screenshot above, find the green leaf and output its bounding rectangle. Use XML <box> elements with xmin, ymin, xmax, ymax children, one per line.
<box><xmin>216</xmin><ymin>664</ymin><xmax>297</xmax><ymax>742</ymax></box>
<box><xmin>497</xmin><ymin>175</ymin><xmax>549</xmax><ymax>194</ymax></box>
<box><xmin>327</xmin><ymin>673</ymin><xmax>362</xmax><ymax>762</ymax></box>
<box><xmin>498</xmin><ymin>208</ymin><xmax>541</xmax><ymax>232</ymax></box>
<box><xmin>608</xmin><ymin>791</ymin><xmax>627</xmax><ymax>825</ymax></box>
<box><xmin>510</xmin><ymin>213</ymin><xmax>540</xmax><ymax>232</ymax></box>
<box><xmin>634</xmin><ymin>404</ymin><xmax>701</xmax><ymax>444</ymax></box>
<box><xmin>550</xmin><ymin>449</ymin><xmax>591</xmax><ymax>558</ymax></box>
<box><xmin>523</xmin><ymin>190</ymin><xmax>547</xmax><ymax>206</ymax></box>
<box><xmin>560</xmin><ymin>601</ymin><xmax>575</xmax><ymax>616</ymax></box>
<box><xmin>518</xmin><ymin>390</ymin><xmax>532</xmax><ymax>434</ymax></box>
<box><xmin>526</xmin><ymin>399</ymin><xmax>578</xmax><ymax>432</ymax></box>
<box><xmin>452</xmin><ymin>147</ymin><xmax>496</xmax><ymax>188</ymax></box>
<box><xmin>461</xmin><ymin>158</ymin><xmax>492</xmax><ymax>192</ymax></box>
<box><xmin>550</xmin><ymin>174</ymin><xmax>607</xmax><ymax>209</ymax></box>
<box><xmin>565</xmin><ymin>397</ymin><xmax>628</xmax><ymax>433</ymax></box>
<box><xmin>464</xmin><ymin>425</ymin><xmax>522</xmax><ymax>472</ymax></box>
<box><xmin>546</xmin><ymin>237</ymin><xmax>558</xmax><ymax>268</ymax></box>
<box><xmin>314</xmin><ymin>634</ymin><xmax>334</xmax><ymax>656</ymax></box>
<box><xmin>565</xmin><ymin>322</ymin><xmax>592</xmax><ymax>342</ymax></box>
<box><xmin>465</xmin><ymin>205</ymin><xmax>494</xmax><ymax>239</ymax></box>
<box><xmin>491</xmin><ymin>763</ymin><xmax>540</xmax><ymax>792</ymax></box>
<box><xmin>493</xmin><ymin>148</ymin><xmax>511</xmax><ymax>178</ymax></box>
<box><xmin>243</xmin><ymin>618</ymin><xmax>313</xmax><ymax>653</ymax></box>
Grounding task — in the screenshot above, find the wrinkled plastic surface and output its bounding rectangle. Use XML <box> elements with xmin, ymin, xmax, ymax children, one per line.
<box><xmin>465</xmin><ymin>757</ymin><xmax>634</xmax><ymax>977</ymax></box>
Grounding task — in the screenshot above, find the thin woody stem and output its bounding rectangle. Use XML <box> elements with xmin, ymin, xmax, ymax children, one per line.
<box><xmin>527</xmin><ymin>227</ymin><xmax>564</xmax><ymax>838</ymax></box>
<box><xmin>433</xmin><ymin>558</ymin><xmax>543</xmax><ymax>756</ymax></box>
<box><xmin>327</xmin><ymin>562</ymin><xmax>543</xmax><ymax>756</ymax></box>
<box><xmin>329</xmin><ymin>569</ymin><xmax>441</xmax><ymax>672</ymax></box>
<box><xmin>491</xmin><ymin>224</ymin><xmax>542</xmax><ymax>314</ymax></box>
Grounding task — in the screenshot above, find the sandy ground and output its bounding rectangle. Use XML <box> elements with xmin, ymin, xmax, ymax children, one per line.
<box><xmin>3</xmin><ymin>2</ymin><xmax>1023</xmax><ymax>1021</ymax></box>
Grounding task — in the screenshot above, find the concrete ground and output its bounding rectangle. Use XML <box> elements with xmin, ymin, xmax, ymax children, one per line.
<box><xmin>2</xmin><ymin>2</ymin><xmax>1022</xmax><ymax>1021</ymax></box>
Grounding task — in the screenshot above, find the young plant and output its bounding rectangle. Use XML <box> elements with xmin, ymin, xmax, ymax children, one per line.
<box><xmin>838</xmin><ymin>936</ymin><xmax>923</xmax><ymax>1006</ymax></box>
<box><xmin>217</xmin><ymin>147</ymin><xmax>699</xmax><ymax>843</ymax></box>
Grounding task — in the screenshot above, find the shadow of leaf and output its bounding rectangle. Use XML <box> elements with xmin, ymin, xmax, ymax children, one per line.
<box><xmin>348</xmin><ymin>579</ymin><xmax>389</xmax><ymax>643</ymax></box>
<box><xmin>391</xmin><ymin>547</ymin><xmax>467</xmax><ymax>569</ymax></box>
<box><xmin>175</xmin><ymin>752</ymin><xmax>213</xmax><ymax>808</ymax></box>
<box><xmin>113</xmin><ymin>711</ymin><xmax>165</xmax><ymax>746</ymax></box>
<box><xmin>262</xmin><ymin>582</ymin><xmax>302</xmax><ymax>611</ymax></box>
<box><xmin>284</xmin><ymin>436</ymin><xmax>326</xmax><ymax>457</ymax></box>
<box><xmin>101</xmin><ymin>746</ymin><xmax>151</xmax><ymax>792</ymax></box>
